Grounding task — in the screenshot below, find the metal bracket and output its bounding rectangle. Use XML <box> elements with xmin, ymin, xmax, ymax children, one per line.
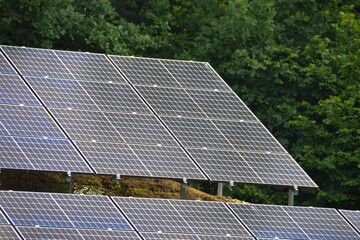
<box><xmin>228</xmin><ymin>180</ymin><xmax>234</xmax><ymax>191</ymax></box>
<box><xmin>288</xmin><ymin>185</ymin><xmax>299</xmax><ymax>206</ymax></box>
<box><xmin>65</xmin><ymin>171</ymin><xmax>73</xmax><ymax>193</ymax></box>
<box><xmin>180</xmin><ymin>178</ymin><xmax>187</xmax><ymax>199</ymax></box>
<box><xmin>115</xmin><ymin>174</ymin><xmax>121</xmax><ymax>184</ymax></box>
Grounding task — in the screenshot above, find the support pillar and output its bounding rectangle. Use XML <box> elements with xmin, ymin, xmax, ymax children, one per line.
<box><xmin>288</xmin><ymin>186</ymin><xmax>299</xmax><ymax>206</ymax></box>
<box><xmin>65</xmin><ymin>171</ymin><xmax>73</xmax><ymax>194</ymax></box>
<box><xmin>217</xmin><ymin>182</ymin><xmax>223</xmax><ymax>197</ymax></box>
<box><xmin>180</xmin><ymin>178</ymin><xmax>187</xmax><ymax>199</ymax></box>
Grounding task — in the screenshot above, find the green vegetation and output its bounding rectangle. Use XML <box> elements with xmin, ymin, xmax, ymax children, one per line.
<box><xmin>0</xmin><ymin>0</ymin><xmax>359</xmax><ymax>209</ymax></box>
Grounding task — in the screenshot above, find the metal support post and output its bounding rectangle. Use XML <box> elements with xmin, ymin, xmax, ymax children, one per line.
<box><xmin>65</xmin><ymin>171</ymin><xmax>73</xmax><ymax>194</ymax></box>
<box><xmin>115</xmin><ymin>174</ymin><xmax>121</xmax><ymax>184</ymax></box>
<box><xmin>180</xmin><ymin>178</ymin><xmax>187</xmax><ymax>199</ymax></box>
<box><xmin>288</xmin><ymin>186</ymin><xmax>299</xmax><ymax>206</ymax></box>
<box><xmin>228</xmin><ymin>180</ymin><xmax>234</xmax><ymax>191</ymax></box>
<box><xmin>217</xmin><ymin>182</ymin><xmax>223</xmax><ymax>197</ymax></box>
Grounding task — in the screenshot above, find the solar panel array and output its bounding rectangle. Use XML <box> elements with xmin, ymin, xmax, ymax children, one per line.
<box><xmin>110</xmin><ymin>55</ymin><xmax>317</xmax><ymax>187</ymax></box>
<box><xmin>227</xmin><ymin>203</ymin><xmax>360</xmax><ymax>239</ymax></box>
<box><xmin>0</xmin><ymin>50</ymin><xmax>93</xmax><ymax>174</ymax></box>
<box><xmin>0</xmin><ymin>45</ymin><xmax>317</xmax><ymax>188</ymax></box>
<box><xmin>1</xmin><ymin>45</ymin><xmax>206</xmax><ymax>181</ymax></box>
<box><xmin>1</xmin><ymin>191</ymin><xmax>359</xmax><ymax>240</ymax></box>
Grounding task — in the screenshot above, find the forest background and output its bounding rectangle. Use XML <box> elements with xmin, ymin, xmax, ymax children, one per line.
<box><xmin>0</xmin><ymin>0</ymin><xmax>359</xmax><ymax>210</ymax></box>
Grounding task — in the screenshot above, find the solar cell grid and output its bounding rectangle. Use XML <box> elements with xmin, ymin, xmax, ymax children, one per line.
<box><xmin>49</xmin><ymin>108</ymin><xmax>125</xmax><ymax>143</ymax></box>
<box><xmin>214</xmin><ymin>120</ymin><xmax>287</xmax><ymax>154</ymax></box>
<box><xmin>228</xmin><ymin>204</ymin><xmax>360</xmax><ymax>240</ymax></box>
<box><xmin>187</xmin><ymin>89</ymin><xmax>258</xmax><ymax>122</ymax></box>
<box><xmin>140</xmin><ymin>232</ymin><xmax>255</xmax><ymax>240</ymax></box>
<box><xmin>54</xmin><ymin>50</ymin><xmax>127</xmax><ymax>83</ymax></box>
<box><xmin>186</xmin><ymin>148</ymin><xmax>262</xmax><ymax>184</ymax></box>
<box><xmin>1</xmin><ymin>46</ymin><xmax>74</xmax><ymax>79</ymax></box>
<box><xmin>0</xmin><ymin>191</ymin><xmax>73</xmax><ymax>228</ymax></box>
<box><xmin>25</xmin><ymin>77</ymin><xmax>151</xmax><ymax>114</ymax></box>
<box><xmin>0</xmin><ymin>225</ymin><xmax>21</xmax><ymax>240</ymax></box>
<box><xmin>0</xmin><ymin>52</ymin><xmax>16</xmax><ymax>75</ymax></box>
<box><xmin>74</xmin><ymin>141</ymin><xmax>206</xmax><ymax>179</ymax></box>
<box><xmin>110</xmin><ymin>56</ymin><xmax>182</xmax><ymax>88</ymax></box>
<box><xmin>286</xmin><ymin>207</ymin><xmax>360</xmax><ymax>240</ymax></box>
<box><xmin>339</xmin><ymin>210</ymin><xmax>360</xmax><ymax>232</ymax></box>
<box><xmin>17</xmin><ymin>226</ymin><xmax>141</xmax><ymax>240</ymax></box>
<box><xmin>0</xmin><ymin>211</ymin><xmax>10</xmax><ymax>225</ymax></box>
<box><xmin>0</xmin><ymin>191</ymin><xmax>133</xmax><ymax>231</ymax></box>
<box><xmin>50</xmin><ymin>194</ymin><xmax>133</xmax><ymax>230</ymax></box>
<box><xmin>0</xmin><ymin>105</ymin><xmax>65</xmax><ymax>139</ymax></box>
<box><xmin>239</xmin><ymin>152</ymin><xmax>317</xmax><ymax>187</ymax></box>
<box><xmin>104</xmin><ymin>112</ymin><xmax>178</xmax><ymax>146</ymax></box>
<box><xmin>161</xmin><ymin>60</ymin><xmax>231</xmax><ymax>91</ymax></box>
<box><xmin>113</xmin><ymin>197</ymin><xmax>251</xmax><ymax>237</ymax></box>
<box><xmin>227</xmin><ymin>204</ymin><xmax>307</xmax><ymax>239</ymax></box>
<box><xmin>0</xmin><ymin>136</ymin><xmax>93</xmax><ymax>173</ymax></box>
<box><xmin>0</xmin><ymin>75</ymin><xmax>40</xmax><ymax>106</ymax></box>
<box><xmin>136</xmin><ymin>86</ymin><xmax>207</xmax><ymax>118</ymax></box>
<box><xmin>161</xmin><ymin>116</ymin><xmax>234</xmax><ymax>150</ymax></box>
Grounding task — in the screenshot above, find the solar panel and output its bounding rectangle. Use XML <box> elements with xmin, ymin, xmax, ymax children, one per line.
<box><xmin>50</xmin><ymin>194</ymin><xmax>132</xmax><ymax>230</ymax></box>
<box><xmin>74</xmin><ymin>141</ymin><xmax>206</xmax><ymax>180</ymax></box>
<box><xmin>186</xmin><ymin>148</ymin><xmax>262</xmax><ymax>184</ymax></box>
<box><xmin>186</xmin><ymin>89</ymin><xmax>258</xmax><ymax>122</ymax></box>
<box><xmin>0</xmin><ymin>191</ymin><xmax>133</xmax><ymax>231</ymax></box>
<box><xmin>51</xmin><ymin>108</ymin><xmax>178</xmax><ymax>146</ymax></box>
<box><xmin>227</xmin><ymin>203</ymin><xmax>360</xmax><ymax>239</ymax></box>
<box><xmin>287</xmin><ymin>207</ymin><xmax>360</xmax><ymax>240</ymax></box>
<box><xmin>213</xmin><ymin>120</ymin><xmax>287</xmax><ymax>154</ymax></box>
<box><xmin>109</xmin><ymin>56</ymin><xmax>182</xmax><ymax>88</ymax></box>
<box><xmin>17</xmin><ymin>226</ymin><xmax>141</xmax><ymax>240</ymax></box>
<box><xmin>112</xmin><ymin>197</ymin><xmax>252</xmax><ymax>237</ymax></box>
<box><xmin>136</xmin><ymin>85</ymin><xmax>258</xmax><ymax>122</ymax></box>
<box><xmin>1</xmin><ymin>46</ymin><xmax>127</xmax><ymax>83</ymax></box>
<box><xmin>189</xmin><ymin>148</ymin><xmax>317</xmax><ymax>187</ymax></box>
<box><xmin>0</xmin><ymin>52</ymin><xmax>16</xmax><ymax>75</ymax></box>
<box><xmin>140</xmin><ymin>232</ymin><xmax>255</xmax><ymax>240</ymax></box>
<box><xmin>339</xmin><ymin>210</ymin><xmax>360</xmax><ymax>233</ymax></box>
<box><xmin>0</xmin><ymin>225</ymin><xmax>21</xmax><ymax>240</ymax></box>
<box><xmin>161</xmin><ymin>116</ymin><xmax>234</xmax><ymax>150</ymax></box>
<box><xmin>0</xmin><ymin>136</ymin><xmax>93</xmax><ymax>173</ymax></box>
<box><xmin>160</xmin><ymin>60</ymin><xmax>231</xmax><ymax>92</ymax></box>
<box><xmin>0</xmin><ymin>75</ymin><xmax>40</xmax><ymax>106</ymax></box>
<box><xmin>0</xmin><ymin>105</ymin><xmax>65</xmax><ymax>138</ymax></box>
<box><xmin>2</xmin><ymin>45</ymin><xmax>317</xmax><ymax>188</ymax></box>
<box><xmin>54</xmin><ymin>50</ymin><xmax>127</xmax><ymax>83</ymax></box>
<box><xmin>136</xmin><ymin>86</ymin><xmax>207</xmax><ymax>118</ymax></box>
<box><xmin>1</xmin><ymin>46</ymin><xmax>74</xmax><ymax>79</ymax></box>
<box><xmin>25</xmin><ymin>77</ymin><xmax>151</xmax><ymax>114</ymax></box>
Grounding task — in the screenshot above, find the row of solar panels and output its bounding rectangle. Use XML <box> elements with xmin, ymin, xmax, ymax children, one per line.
<box><xmin>0</xmin><ymin>191</ymin><xmax>359</xmax><ymax>239</ymax></box>
<box><xmin>0</xmin><ymin>45</ymin><xmax>317</xmax><ymax>188</ymax></box>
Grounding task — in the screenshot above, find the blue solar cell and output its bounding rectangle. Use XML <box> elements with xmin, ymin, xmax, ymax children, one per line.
<box><xmin>0</xmin><ymin>105</ymin><xmax>66</xmax><ymax>138</ymax></box>
<box><xmin>0</xmin><ymin>191</ymin><xmax>133</xmax><ymax>231</ymax></box>
<box><xmin>0</xmin><ymin>136</ymin><xmax>93</xmax><ymax>173</ymax></box>
<box><xmin>0</xmin><ymin>211</ymin><xmax>10</xmax><ymax>225</ymax></box>
<box><xmin>0</xmin><ymin>52</ymin><xmax>16</xmax><ymax>75</ymax></box>
<box><xmin>0</xmin><ymin>75</ymin><xmax>40</xmax><ymax>106</ymax></box>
